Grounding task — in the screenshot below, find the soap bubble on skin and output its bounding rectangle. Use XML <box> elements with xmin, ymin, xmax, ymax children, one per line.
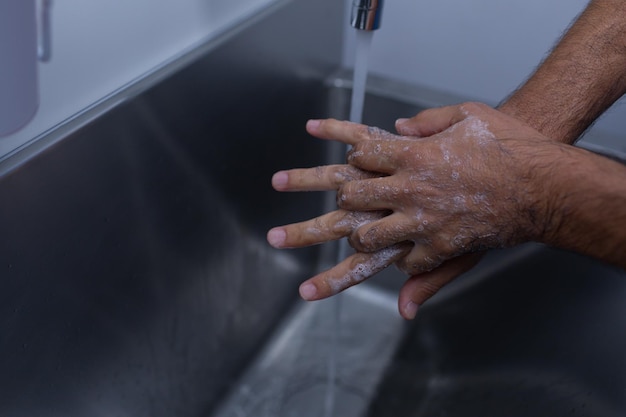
<box><xmin>329</xmin><ymin>245</ymin><xmax>407</xmax><ymax>295</ymax></box>
<box><xmin>368</xmin><ymin>126</ymin><xmax>400</xmax><ymax>142</ymax></box>
<box><xmin>348</xmin><ymin>150</ymin><xmax>365</xmax><ymax>161</ymax></box>
<box><xmin>463</xmin><ymin>116</ymin><xmax>495</xmax><ymax>145</ymax></box>
<box><xmin>416</xmin><ymin>219</ymin><xmax>428</xmax><ymax>233</ymax></box>
<box><xmin>451</xmin><ymin>233</ymin><xmax>470</xmax><ymax>250</ymax></box>
<box><xmin>413</xmin><ymin>208</ymin><xmax>424</xmax><ymax>221</ymax></box>
<box><xmin>443</xmin><ymin>149</ymin><xmax>451</xmax><ymax>163</ymax></box>
<box><xmin>453</xmin><ymin>195</ymin><xmax>466</xmax><ymax>205</ymax></box>
<box><xmin>335</xmin><ymin>211</ymin><xmax>384</xmax><ymax>231</ymax></box>
<box><xmin>472</xmin><ymin>193</ymin><xmax>489</xmax><ymax>205</ymax></box>
<box><xmin>409</xmin><ymin>170</ymin><xmax>435</xmax><ymax>182</ymax></box>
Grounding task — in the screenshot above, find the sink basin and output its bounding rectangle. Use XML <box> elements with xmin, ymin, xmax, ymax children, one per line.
<box><xmin>0</xmin><ymin>0</ymin><xmax>624</xmax><ymax>415</ymax></box>
<box><xmin>368</xmin><ymin>244</ymin><xmax>626</xmax><ymax>417</ymax></box>
<box><xmin>214</xmin><ymin>242</ymin><xmax>626</xmax><ymax>417</ymax></box>
<box><xmin>209</xmin><ymin>71</ymin><xmax>626</xmax><ymax>416</ymax></box>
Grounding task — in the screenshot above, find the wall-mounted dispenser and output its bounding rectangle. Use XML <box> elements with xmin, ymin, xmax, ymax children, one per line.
<box><xmin>0</xmin><ymin>0</ymin><xmax>52</xmax><ymax>137</ymax></box>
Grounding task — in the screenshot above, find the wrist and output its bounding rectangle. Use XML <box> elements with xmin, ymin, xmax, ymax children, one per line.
<box><xmin>528</xmin><ymin>144</ymin><xmax>626</xmax><ymax>268</ymax></box>
<box><xmin>497</xmin><ymin>0</ymin><xmax>626</xmax><ymax>145</ymax></box>
<box><xmin>509</xmin><ymin>140</ymin><xmax>567</xmax><ymax>245</ymax></box>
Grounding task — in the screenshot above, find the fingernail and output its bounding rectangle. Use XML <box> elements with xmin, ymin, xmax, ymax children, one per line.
<box><xmin>404</xmin><ymin>301</ymin><xmax>419</xmax><ymax>320</ymax></box>
<box><xmin>395</xmin><ymin>118</ymin><xmax>409</xmax><ymax>127</ymax></box>
<box><xmin>267</xmin><ymin>228</ymin><xmax>286</xmax><ymax>248</ymax></box>
<box><xmin>299</xmin><ymin>282</ymin><xmax>318</xmax><ymax>300</ymax></box>
<box><xmin>306</xmin><ymin>119</ymin><xmax>321</xmax><ymax>131</ymax></box>
<box><xmin>272</xmin><ymin>171</ymin><xmax>288</xmax><ymax>189</ymax></box>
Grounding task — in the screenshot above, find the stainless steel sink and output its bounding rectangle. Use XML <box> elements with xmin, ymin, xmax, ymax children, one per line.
<box><xmin>365</xmin><ymin>244</ymin><xmax>626</xmax><ymax>417</ymax></box>
<box><xmin>213</xmin><ymin>242</ymin><xmax>626</xmax><ymax>417</ymax></box>
<box><xmin>0</xmin><ymin>0</ymin><xmax>624</xmax><ymax>415</ymax></box>
<box><xmin>212</xmin><ymin>74</ymin><xmax>626</xmax><ymax>416</ymax></box>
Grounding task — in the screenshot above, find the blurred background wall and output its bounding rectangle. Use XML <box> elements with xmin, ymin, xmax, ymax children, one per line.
<box><xmin>2</xmin><ymin>0</ymin><xmax>624</xmax><ymax>158</ymax></box>
<box><xmin>0</xmin><ymin>0</ymin><xmax>277</xmax><ymax>158</ymax></box>
<box><xmin>343</xmin><ymin>0</ymin><xmax>626</xmax><ymax>150</ymax></box>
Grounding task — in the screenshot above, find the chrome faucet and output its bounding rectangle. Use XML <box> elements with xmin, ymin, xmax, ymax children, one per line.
<box><xmin>350</xmin><ymin>0</ymin><xmax>384</xmax><ymax>31</ymax></box>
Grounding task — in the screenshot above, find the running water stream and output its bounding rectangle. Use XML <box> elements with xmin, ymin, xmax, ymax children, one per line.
<box><xmin>213</xmin><ymin>20</ymin><xmax>405</xmax><ymax>417</ymax></box>
<box><xmin>323</xmin><ymin>29</ymin><xmax>375</xmax><ymax>417</ymax></box>
<box><xmin>349</xmin><ymin>30</ymin><xmax>375</xmax><ymax>125</ymax></box>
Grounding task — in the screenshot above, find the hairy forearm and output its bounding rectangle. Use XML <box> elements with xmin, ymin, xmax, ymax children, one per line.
<box><xmin>538</xmin><ymin>145</ymin><xmax>626</xmax><ymax>268</ymax></box>
<box><xmin>499</xmin><ymin>0</ymin><xmax>626</xmax><ymax>144</ymax></box>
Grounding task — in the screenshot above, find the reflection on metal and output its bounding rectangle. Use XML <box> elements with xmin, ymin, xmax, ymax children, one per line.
<box><xmin>37</xmin><ymin>0</ymin><xmax>53</xmax><ymax>62</ymax></box>
<box><xmin>212</xmin><ymin>285</ymin><xmax>406</xmax><ymax>417</ymax></box>
<box><xmin>1</xmin><ymin>0</ymin><xmax>626</xmax><ymax>415</ymax></box>
<box><xmin>0</xmin><ymin>0</ymin><xmax>52</xmax><ymax>137</ymax></box>
<box><xmin>0</xmin><ymin>0</ymin><xmax>342</xmax><ymax>415</ymax></box>
<box><xmin>0</xmin><ymin>0</ymin><xmax>40</xmax><ymax>137</ymax></box>
<box><xmin>350</xmin><ymin>0</ymin><xmax>383</xmax><ymax>31</ymax></box>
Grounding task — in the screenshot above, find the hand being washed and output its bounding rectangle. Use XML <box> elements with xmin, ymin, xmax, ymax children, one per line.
<box><xmin>267</xmin><ymin>102</ymin><xmax>585</xmax><ymax>319</ymax></box>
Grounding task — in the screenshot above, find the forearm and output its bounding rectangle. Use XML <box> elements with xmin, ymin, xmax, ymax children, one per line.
<box><xmin>499</xmin><ymin>0</ymin><xmax>626</xmax><ymax>144</ymax></box>
<box><xmin>539</xmin><ymin>146</ymin><xmax>626</xmax><ymax>269</ymax></box>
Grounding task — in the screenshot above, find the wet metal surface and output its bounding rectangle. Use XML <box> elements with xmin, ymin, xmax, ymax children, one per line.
<box><xmin>1</xmin><ymin>2</ymin><xmax>625</xmax><ymax>416</ymax></box>
<box><xmin>216</xmin><ymin>78</ymin><xmax>626</xmax><ymax>416</ymax></box>
<box><xmin>0</xmin><ymin>0</ymin><xmax>342</xmax><ymax>415</ymax></box>
<box><xmin>213</xmin><ymin>285</ymin><xmax>406</xmax><ymax>417</ymax></box>
<box><xmin>366</xmin><ymin>244</ymin><xmax>626</xmax><ymax>417</ymax></box>
<box><xmin>211</xmin><ymin>241</ymin><xmax>626</xmax><ymax>417</ymax></box>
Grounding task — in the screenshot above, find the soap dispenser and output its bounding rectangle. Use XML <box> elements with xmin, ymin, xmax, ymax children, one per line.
<box><xmin>0</xmin><ymin>0</ymin><xmax>52</xmax><ymax>137</ymax></box>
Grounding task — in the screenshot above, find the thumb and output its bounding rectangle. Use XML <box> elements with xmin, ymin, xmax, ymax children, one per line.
<box><xmin>395</xmin><ymin>104</ymin><xmax>469</xmax><ymax>137</ymax></box>
<box><xmin>398</xmin><ymin>252</ymin><xmax>484</xmax><ymax>320</ymax></box>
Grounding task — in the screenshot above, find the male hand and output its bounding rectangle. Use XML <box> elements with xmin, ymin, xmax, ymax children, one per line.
<box><xmin>268</xmin><ymin>102</ymin><xmax>557</xmax><ymax>318</ymax></box>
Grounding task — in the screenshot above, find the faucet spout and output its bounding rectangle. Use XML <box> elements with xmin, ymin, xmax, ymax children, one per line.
<box><xmin>350</xmin><ymin>0</ymin><xmax>384</xmax><ymax>31</ymax></box>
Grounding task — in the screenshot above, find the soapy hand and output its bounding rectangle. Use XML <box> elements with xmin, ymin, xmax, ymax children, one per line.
<box><xmin>268</xmin><ymin>102</ymin><xmax>557</xmax><ymax>318</ymax></box>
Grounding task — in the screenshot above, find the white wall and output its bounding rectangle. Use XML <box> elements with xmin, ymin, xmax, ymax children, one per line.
<box><xmin>4</xmin><ymin>0</ymin><xmax>623</xmax><ymax>158</ymax></box>
<box><xmin>343</xmin><ymin>0</ymin><xmax>626</xmax><ymax>150</ymax></box>
<box><xmin>0</xmin><ymin>0</ymin><xmax>276</xmax><ymax>158</ymax></box>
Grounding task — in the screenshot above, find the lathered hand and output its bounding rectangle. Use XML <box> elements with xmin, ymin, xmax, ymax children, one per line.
<box><xmin>268</xmin><ymin>166</ymin><xmax>413</xmax><ymax>305</ymax></box>
<box><xmin>269</xmin><ymin>102</ymin><xmax>563</xmax><ymax>318</ymax></box>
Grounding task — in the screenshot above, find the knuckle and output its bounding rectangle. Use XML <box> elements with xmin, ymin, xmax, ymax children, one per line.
<box><xmin>460</xmin><ymin>101</ymin><xmax>490</xmax><ymax>115</ymax></box>
<box><xmin>336</xmin><ymin>184</ymin><xmax>350</xmax><ymax>207</ymax></box>
<box><xmin>330</xmin><ymin>166</ymin><xmax>348</xmax><ymax>187</ymax></box>
<box><xmin>396</xmin><ymin>250</ymin><xmax>444</xmax><ymax>276</ymax></box>
<box><xmin>346</xmin><ymin>143</ymin><xmax>365</xmax><ymax>164</ymax></box>
<box><xmin>335</xmin><ymin>165</ymin><xmax>373</xmax><ymax>184</ymax></box>
<box><xmin>396</xmin><ymin>257</ymin><xmax>429</xmax><ymax>275</ymax></box>
<box><xmin>367</xmin><ymin>126</ymin><xmax>392</xmax><ymax>140</ymax></box>
<box><xmin>332</xmin><ymin>210</ymin><xmax>361</xmax><ymax>235</ymax></box>
<box><xmin>347</xmin><ymin>231</ymin><xmax>368</xmax><ymax>252</ymax></box>
<box><xmin>348</xmin><ymin>225</ymin><xmax>378</xmax><ymax>252</ymax></box>
<box><xmin>395</xmin><ymin>258</ymin><xmax>416</xmax><ymax>275</ymax></box>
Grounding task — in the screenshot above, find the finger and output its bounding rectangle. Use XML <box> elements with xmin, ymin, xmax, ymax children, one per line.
<box><xmin>299</xmin><ymin>243</ymin><xmax>412</xmax><ymax>300</ymax></box>
<box><xmin>347</xmin><ymin>212</ymin><xmax>416</xmax><ymax>252</ymax></box>
<box><xmin>267</xmin><ymin>210</ymin><xmax>386</xmax><ymax>248</ymax></box>
<box><xmin>337</xmin><ymin>176</ymin><xmax>404</xmax><ymax>212</ymax></box>
<box><xmin>346</xmin><ymin>139</ymin><xmax>409</xmax><ymax>174</ymax></box>
<box><xmin>306</xmin><ymin>119</ymin><xmax>396</xmax><ymax>146</ymax></box>
<box><xmin>272</xmin><ymin>165</ymin><xmax>378</xmax><ymax>192</ymax></box>
<box><xmin>394</xmin><ymin>243</ymin><xmax>443</xmax><ymax>275</ymax></box>
<box><xmin>398</xmin><ymin>252</ymin><xmax>484</xmax><ymax>320</ymax></box>
<box><xmin>394</xmin><ymin>104</ymin><xmax>469</xmax><ymax>138</ymax></box>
